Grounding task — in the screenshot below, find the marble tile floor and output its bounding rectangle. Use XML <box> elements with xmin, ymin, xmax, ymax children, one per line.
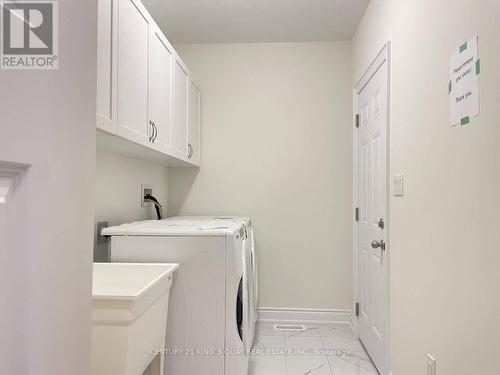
<box><xmin>249</xmin><ymin>322</ymin><xmax>379</xmax><ymax>375</ymax></box>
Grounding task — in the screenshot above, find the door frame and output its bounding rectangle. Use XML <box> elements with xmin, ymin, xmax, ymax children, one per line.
<box><xmin>352</xmin><ymin>41</ymin><xmax>391</xmax><ymax>374</ymax></box>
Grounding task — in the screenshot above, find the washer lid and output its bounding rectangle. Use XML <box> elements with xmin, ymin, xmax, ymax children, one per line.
<box><xmin>168</xmin><ymin>216</ymin><xmax>252</xmax><ymax>227</ymax></box>
<box><xmin>102</xmin><ymin>219</ymin><xmax>241</xmax><ymax>237</ymax></box>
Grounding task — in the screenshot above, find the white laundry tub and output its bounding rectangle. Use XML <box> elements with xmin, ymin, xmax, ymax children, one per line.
<box><xmin>91</xmin><ymin>263</ymin><xmax>179</xmax><ymax>375</ymax></box>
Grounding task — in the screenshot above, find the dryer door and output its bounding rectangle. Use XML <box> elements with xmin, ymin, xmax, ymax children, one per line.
<box><xmin>241</xmin><ymin>238</ymin><xmax>251</xmax><ymax>351</ymax></box>
<box><xmin>249</xmin><ymin>229</ymin><xmax>258</xmax><ymax>312</ymax></box>
<box><xmin>244</xmin><ymin>234</ymin><xmax>256</xmax><ymax>348</ymax></box>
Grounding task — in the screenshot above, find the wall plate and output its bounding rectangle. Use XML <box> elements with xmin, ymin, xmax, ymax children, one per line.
<box><xmin>141</xmin><ymin>184</ymin><xmax>153</xmax><ymax>207</ymax></box>
<box><xmin>96</xmin><ymin>221</ymin><xmax>109</xmax><ymax>245</ymax></box>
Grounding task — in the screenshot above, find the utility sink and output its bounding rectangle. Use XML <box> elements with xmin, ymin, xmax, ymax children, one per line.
<box><xmin>91</xmin><ymin>263</ymin><xmax>179</xmax><ymax>375</ymax></box>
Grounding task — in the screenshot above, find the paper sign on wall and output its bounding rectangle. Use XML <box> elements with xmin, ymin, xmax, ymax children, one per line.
<box><xmin>449</xmin><ymin>36</ymin><xmax>480</xmax><ymax>126</ymax></box>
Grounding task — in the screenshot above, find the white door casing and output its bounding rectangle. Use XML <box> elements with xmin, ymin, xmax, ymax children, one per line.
<box><xmin>354</xmin><ymin>43</ymin><xmax>390</xmax><ymax>375</ymax></box>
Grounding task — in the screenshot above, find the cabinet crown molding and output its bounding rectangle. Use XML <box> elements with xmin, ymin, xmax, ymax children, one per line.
<box><xmin>0</xmin><ymin>160</ymin><xmax>30</xmax><ymax>203</ymax></box>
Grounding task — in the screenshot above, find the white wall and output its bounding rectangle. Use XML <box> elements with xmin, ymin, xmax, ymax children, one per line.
<box><xmin>94</xmin><ymin>150</ymin><xmax>169</xmax><ymax>261</ymax></box>
<box><xmin>352</xmin><ymin>1</ymin><xmax>500</xmax><ymax>374</ymax></box>
<box><xmin>169</xmin><ymin>42</ymin><xmax>353</xmax><ymax>310</ymax></box>
<box><xmin>0</xmin><ymin>1</ymin><xmax>97</xmax><ymax>374</ymax></box>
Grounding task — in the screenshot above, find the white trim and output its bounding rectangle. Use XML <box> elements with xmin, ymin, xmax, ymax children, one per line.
<box><xmin>353</xmin><ymin>41</ymin><xmax>392</xmax><ymax>375</ymax></box>
<box><xmin>0</xmin><ymin>161</ymin><xmax>30</xmax><ymax>178</ymax></box>
<box><xmin>258</xmin><ymin>307</ymin><xmax>354</xmax><ymax>327</ymax></box>
<box><xmin>0</xmin><ymin>161</ymin><xmax>30</xmax><ymax>204</ymax></box>
<box><xmin>386</xmin><ymin>42</ymin><xmax>392</xmax><ymax>375</ymax></box>
<box><xmin>354</xmin><ymin>43</ymin><xmax>390</xmax><ymax>94</ymax></box>
<box><xmin>352</xmin><ymin>87</ymin><xmax>360</xmax><ymax>339</ymax></box>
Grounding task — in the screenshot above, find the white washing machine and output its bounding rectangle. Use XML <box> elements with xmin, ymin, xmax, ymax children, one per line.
<box><xmin>102</xmin><ymin>220</ymin><xmax>251</xmax><ymax>375</ymax></box>
<box><xmin>166</xmin><ymin>216</ymin><xmax>258</xmax><ymax>347</ymax></box>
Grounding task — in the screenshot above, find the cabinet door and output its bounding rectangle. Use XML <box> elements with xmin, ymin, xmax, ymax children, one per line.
<box><xmin>117</xmin><ymin>0</ymin><xmax>150</xmax><ymax>145</ymax></box>
<box><xmin>172</xmin><ymin>59</ymin><xmax>188</xmax><ymax>158</ymax></box>
<box><xmin>96</xmin><ymin>0</ymin><xmax>117</xmax><ymax>134</ymax></box>
<box><xmin>187</xmin><ymin>79</ymin><xmax>201</xmax><ymax>163</ymax></box>
<box><xmin>148</xmin><ymin>25</ymin><xmax>173</xmax><ymax>153</ymax></box>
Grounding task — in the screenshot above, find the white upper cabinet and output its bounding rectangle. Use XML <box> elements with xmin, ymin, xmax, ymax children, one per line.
<box><xmin>96</xmin><ymin>0</ymin><xmax>117</xmax><ymax>134</ymax></box>
<box><xmin>172</xmin><ymin>58</ymin><xmax>188</xmax><ymax>159</ymax></box>
<box><xmin>117</xmin><ymin>0</ymin><xmax>150</xmax><ymax>146</ymax></box>
<box><xmin>148</xmin><ymin>24</ymin><xmax>174</xmax><ymax>154</ymax></box>
<box><xmin>188</xmin><ymin>79</ymin><xmax>201</xmax><ymax>163</ymax></box>
<box><xmin>96</xmin><ymin>0</ymin><xmax>200</xmax><ymax>167</ymax></box>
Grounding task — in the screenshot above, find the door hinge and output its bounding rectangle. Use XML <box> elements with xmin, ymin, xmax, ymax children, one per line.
<box><xmin>355</xmin><ymin>302</ymin><xmax>360</xmax><ymax>317</ymax></box>
<box><xmin>355</xmin><ymin>207</ymin><xmax>359</xmax><ymax>222</ymax></box>
<box><xmin>355</xmin><ymin>114</ymin><xmax>360</xmax><ymax>128</ymax></box>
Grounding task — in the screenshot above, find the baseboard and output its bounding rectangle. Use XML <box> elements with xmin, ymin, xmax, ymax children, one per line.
<box><xmin>258</xmin><ymin>307</ymin><xmax>354</xmax><ymax>327</ymax></box>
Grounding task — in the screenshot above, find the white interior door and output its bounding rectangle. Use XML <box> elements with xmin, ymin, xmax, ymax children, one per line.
<box><xmin>357</xmin><ymin>55</ymin><xmax>389</xmax><ymax>375</ymax></box>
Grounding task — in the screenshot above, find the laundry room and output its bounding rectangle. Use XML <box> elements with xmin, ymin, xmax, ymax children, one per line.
<box><xmin>1</xmin><ymin>1</ymin><xmax>499</xmax><ymax>375</ymax></box>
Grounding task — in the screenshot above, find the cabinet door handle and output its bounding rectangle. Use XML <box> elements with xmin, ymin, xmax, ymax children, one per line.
<box><xmin>152</xmin><ymin>123</ymin><xmax>158</xmax><ymax>143</ymax></box>
<box><xmin>148</xmin><ymin>120</ymin><xmax>153</xmax><ymax>142</ymax></box>
<box><xmin>188</xmin><ymin>143</ymin><xmax>193</xmax><ymax>159</ymax></box>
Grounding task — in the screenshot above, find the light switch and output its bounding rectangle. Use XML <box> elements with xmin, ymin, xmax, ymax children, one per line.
<box><xmin>393</xmin><ymin>174</ymin><xmax>404</xmax><ymax>196</ymax></box>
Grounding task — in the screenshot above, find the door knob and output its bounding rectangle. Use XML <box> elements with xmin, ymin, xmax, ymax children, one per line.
<box><xmin>371</xmin><ymin>240</ymin><xmax>386</xmax><ymax>251</ymax></box>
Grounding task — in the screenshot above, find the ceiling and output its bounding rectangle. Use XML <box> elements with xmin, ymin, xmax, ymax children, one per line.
<box><xmin>141</xmin><ymin>0</ymin><xmax>371</xmax><ymax>44</ymax></box>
